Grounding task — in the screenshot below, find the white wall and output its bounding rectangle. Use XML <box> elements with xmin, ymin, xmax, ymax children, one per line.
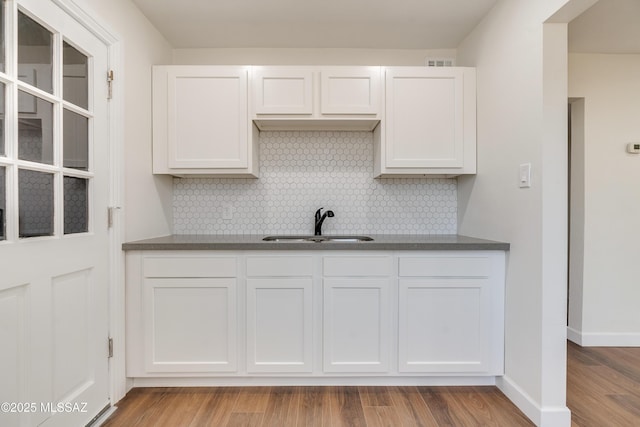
<box><xmin>568</xmin><ymin>53</ymin><xmax>640</xmax><ymax>345</ymax></box>
<box><xmin>74</xmin><ymin>0</ymin><xmax>174</xmax><ymax>241</ymax></box>
<box><xmin>172</xmin><ymin>48</ymin><xmax>456</xmax><ymax>66</ymax></box>
<box><xmin>456</xmin><ymin>1</ymin><xmax>580</xmax><ymax>425</ymax></box>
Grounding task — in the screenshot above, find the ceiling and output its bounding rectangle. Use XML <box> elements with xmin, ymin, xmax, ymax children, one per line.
<box><xmin>132</xmin><ymin>0</ymin><xmax>638</xmax><ymax>53</ymax></box>
<box><xmin>131</xmin><ymin>0</ymin><xmax>498</xmax><ymax>49</ymax></box>
<box><xmin>568</xmin><ymin>0</ymin><xmax>640</xmax><ymax>53</ymax></box>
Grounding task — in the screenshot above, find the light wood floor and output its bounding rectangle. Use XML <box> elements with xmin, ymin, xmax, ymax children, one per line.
<box><xmin>102</xmin><ymin>342</ymin><xmax>640</xmax><ymax>426</ymax></box>
<box><xmin>567</xmin><ymin>341</ymin><xmax>640</xmax><ymax>426</ymax></box>
<box><xmin>101</xmin><ymin>385</ymin><xmax>533</xmax><ymax>426</ymax></box>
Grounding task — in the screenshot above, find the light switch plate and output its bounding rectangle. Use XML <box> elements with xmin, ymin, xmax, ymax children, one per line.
<box><xmin>519</xmin><ymin>163</ymin><xmax>531</xmax><ymax>188</ymax></box>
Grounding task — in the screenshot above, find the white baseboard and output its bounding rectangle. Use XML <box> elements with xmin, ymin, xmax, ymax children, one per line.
<box><xmin>497</xmin><ymin>376</ymin><xmax>571</xmax><ymax>427</ymax></box>
<box><xmin>566</xmin><ymin>327</ymin><xmax>583</xmax><ymax>345</ymax></box>
<box><xmin>130</xmin><ymin>376</ymin><xmax>497</xmax><ymax>388</ymax></box>
<box><xmin>567</xmin><ymin>327</ymin><xmax>640</xmax><ymax>347</ymax></box>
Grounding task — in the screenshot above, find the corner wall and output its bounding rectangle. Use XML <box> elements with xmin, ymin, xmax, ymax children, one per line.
<box><xmin>456</xmin><ymin>1</ymin><xmax>577</xmax><ymax>425</ymax></box>
<box><xmin>75</xmin><ymin>0</ymin><xmax>174</xmax><ymax>241</ymax></box>
<box><xmin>568</xmin><ymin>53</ymin><xmax>640</xmax><ymax>346</ymax></box>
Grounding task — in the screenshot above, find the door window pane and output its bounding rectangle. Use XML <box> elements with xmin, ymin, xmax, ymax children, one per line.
<box><xmin>0</xmin><ymin>82</ymin><xmax>5</xmax><ymax>156</ymax></box>
<box><xmin>63</xmin><ymin>41</ymin><xmax>88</xmax><ymax>109</ymax></box>
<box><xmin>64</xmin><ymin>176</ymin><xmax>88</xmax><ymax>234</ymax></box>
<box><xmin>18</xmin><ymin>92</ymin><xmax>53</xmax><ymax>165</ymax></box>
<box><xmin>19</xmin><ymin>169</ymin><xmax>54</xmax><ymax>238</ymax></box>
<box><xmin>63</xmin><ymin>109</ymin><xmax>88</xmax><ymax>170</ymax></box>
<box><xmin>18</xmin><ymin>11</ymin><xmax>53</xmax><ymax>94</ymax></box>
<box><xmin>0</xmin><ymin>3</ymin><xmax>5</xmax><ymax>73</ymax></box>
<box><xmin>0</xmin><ymin>167</ymin><xmax>5</xmax><ymax>240</ymax></box>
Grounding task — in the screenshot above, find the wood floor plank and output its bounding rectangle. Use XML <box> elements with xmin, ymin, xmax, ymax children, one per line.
<box><xmin>358</xmin><ymin>386</ymin><xmax>393</xmax><ymax>407</ymax></box>
<box><xmin>226</xmin><ymin>412</ymin><xmax>264</xmax><ymax>427</ymax></box>
<box><xmin>567</xmin><ymin>342</ymin><xmax>640</xmax><ymax>426</ymax></box>
<box><xmin>188</xmin><ymin>388</ymin><xmax>241</xmax><ymax>427</ymax></box>
<box><xmin>261</xmin><ymin>387</ymin><xmax>301</xmax><ymax>427</ymax></box>
<box><xmin>231</xmin><ymin>386</ymin><xmax>272</xmax><ymax>413</ymax></box>
<box><xmin>296</xmin><ymin>386</ymin><xmax>332</xmax><ymax>427</ymax></box>
<box><xmin>153</xmin><ymin>389</ymin><xmax>208</xmax><ymax>427</ymax></box>
<box><xmin>417</xmin><ymin>387</ymin><xmax>459</xmax><ymax>426</ymax></box>
<box><xmin>607</xmin><ymin>394</ymin><xmax>640</xmax><ymax>420</ymax></box>
<box><xmin>362</xmin><ymin>406</ymin><xmax>402</xmax><ymax>427</ymax></box>
<box><xmin>101</xmin><ymin>388</ymin><xmax>159</xmax><ymax>427</ymax></box>
<box><xmin>327</xmin><ymin>386</ymin><xmax>367</xmax><ymax>427</ymax></box>
<box><xmin>472</xmin><ymin>387</ymin><xmax>534</xmax><ymax>427</ymax></box>
<box><xmin>388</xmin><ymin>386</ymin><xmax>439</xmax><ymax>427</ymax></box>
<box><xmin>444</xmin><ymin>387</ymin><xmax>529</xmax><ymax>427</ymax></box>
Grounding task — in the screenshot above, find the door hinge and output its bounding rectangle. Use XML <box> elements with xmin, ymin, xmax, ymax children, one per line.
<box><xmin>107</xmin><ymin>70</ymin><xmax>114</xmax><ymax>100</ymax></box>
<box><xmin>108</xmin><ymin>337</ymin><xmax>113</xmax><ymax>358</ymax></box>
<box><xmin>107</xmin><ymin>206</ymin><xmax>120</xmax><ymax>228</ymax></box>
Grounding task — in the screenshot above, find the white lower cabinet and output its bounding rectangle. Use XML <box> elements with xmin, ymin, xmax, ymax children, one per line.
<box><xmin>127</xmin><ymin>254</ymin><xmax>239</xmax><ymax>375</ymax></box>
<box><xmin>397</xmin><ymin>254</ymin><xmax>505</xmax><ymax>375</ymax></box>
<box><xmin>322</xmin><ymin>255</ymin><xmax>392</xmax><ymax>373</ymax></box>
<box><xmin>144</xmin><ymin>278</ymin><xmax>237</xmax><ymax>373</ymax></box>
<box><xmin>246</xmin><ymin>278</ymin><xmax>313</xmax><ymax>373</ymax></box>
<box><xmin>323</xmin><ymin>278</ymin><xmax>391</xmax><ymax>373</ymax></box>
<box><xmin>126</xmin><ymin>250</ymin><xmax>505</xmax><ymax>381</ymax></box>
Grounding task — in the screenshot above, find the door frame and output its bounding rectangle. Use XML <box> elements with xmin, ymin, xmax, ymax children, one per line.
<box><xmin>48</xmin><ymin>0</ymin><xmax>126</xmax><ymax>404</ymax></box>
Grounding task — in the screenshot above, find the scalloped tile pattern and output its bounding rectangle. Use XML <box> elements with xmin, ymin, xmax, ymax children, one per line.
<box><xmin>174</xmin><ymin>131</ymin><xmax>457</xmax><ymax>235</ymax></box>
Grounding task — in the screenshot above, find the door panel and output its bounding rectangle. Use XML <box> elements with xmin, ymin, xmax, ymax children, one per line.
<box><xmin>0</xmin><ymin>1</ymin><xmax>112</xmax><ymax>425</ymax></box>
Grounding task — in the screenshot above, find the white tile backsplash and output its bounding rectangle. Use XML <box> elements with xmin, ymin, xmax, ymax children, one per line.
<box><xmin>173</xmin><ymin>131</ymin><xmax>457</xmax><ymax>235</ymax></box>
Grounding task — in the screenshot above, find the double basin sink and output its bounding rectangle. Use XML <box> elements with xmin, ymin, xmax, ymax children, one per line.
<box><xmin>263</xmin><ymin>235</ymin><xmax>373</xmax><ymax>243</ymax></box>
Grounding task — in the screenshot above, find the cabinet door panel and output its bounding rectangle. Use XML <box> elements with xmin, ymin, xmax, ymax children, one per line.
<box><xmin>253</xmin><ymin>68</ymin><xmax>313</xmax><ymax>114</ymax></box>
<box><xmin>386</xmin><ymin>68</ymin><xmax>465</xmax><ymax>168</ymax></box>
<box><xmin>247</xmin><ymin>278</ymin><xmax>313</xmax><ymax>372</ymax></box>
<box><xmin>323</xmin><ymin>279</ymin><xmax>390</xmax><ymax>373</ymax></box>
<box><xmin>398</xmin><ymin>279</ymin><xmax>490</xmax><ymax>373</ymax></box>
<box><xmin>320</xmin><ymin>67</ymin><xmax>380</xmax><ymax>115</ymax></box>
<box><xmin>144</xmin><ymin>278</ymin><xmax>237</xmax><ymax>373</ymax></box>
<box><xmin>166</xmin><ymin>67</ymin><xmax>248</xmax><ymax>169</ymax></box>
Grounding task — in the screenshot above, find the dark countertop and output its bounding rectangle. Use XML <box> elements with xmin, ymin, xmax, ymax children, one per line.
<box><xmin>122</xmin><ymin>234</ymin><xmax>510</xmax><ymax>251</ymax></box>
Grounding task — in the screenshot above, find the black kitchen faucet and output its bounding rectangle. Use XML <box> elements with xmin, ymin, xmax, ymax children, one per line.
<box><xmin>314</xmin><ymin>208</ymin><xmax>334</xmax><ymax>235</ymax></box>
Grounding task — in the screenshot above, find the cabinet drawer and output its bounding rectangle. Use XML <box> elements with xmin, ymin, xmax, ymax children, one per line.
<box><xmin>323</xmin><ymin>256</ymin><xmax>392</xmax><ymax>277</ymax></box>
<box><xmin>399</xmin><ymin>257</ymin><xmax>490</xmax><ymax>278</ymax></box>
<box><xmin>246</xmin><ymin>256</ymin><xmax>313</xmax><ymax>276</ymax></box>
<box><xmin>143</xmin><ymin>257</ymin><xmax>237</xmax><ymax>278</ymax></box>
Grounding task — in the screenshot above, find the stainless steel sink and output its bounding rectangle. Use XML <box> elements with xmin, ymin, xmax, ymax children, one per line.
<box><xmin>263</xmin><ymin>235</ymin><xmax>373</xmax><ymax>243</ymax></box>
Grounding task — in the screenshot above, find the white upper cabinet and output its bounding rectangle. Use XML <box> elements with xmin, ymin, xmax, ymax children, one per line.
<box><xmin>252</xmin><ymin>67</ymin><xmax>314</xmax><ymax>115</ymax></box>
<box><xmin>151</xmin><ymin>64</ymin><xmax>477</xmax><ymax>178</ymax></box>
<box><xmin>375</xmin><ymin>67</ymin><xmax>476</xmax><ymax>177</ymax></box>
<box><xmin>320</xmin><ymin>67</ymin><xmax>380</xmax><ymax>115</ymax></box>
<box><xmin>152</xmin><ymin>65</ymin><xmax>259</xmax><ymax>177</ymax></box>
<box><xmin>252</xmin><ymin>66</ymin><xmax>381</xmax><ymax>131</ymax></box>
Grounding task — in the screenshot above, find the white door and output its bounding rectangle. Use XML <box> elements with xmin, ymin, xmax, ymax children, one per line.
<box><xmin>0</xmin><ymin>1</ymin><xmax>112</xmax><ymax>426</ymax></box>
